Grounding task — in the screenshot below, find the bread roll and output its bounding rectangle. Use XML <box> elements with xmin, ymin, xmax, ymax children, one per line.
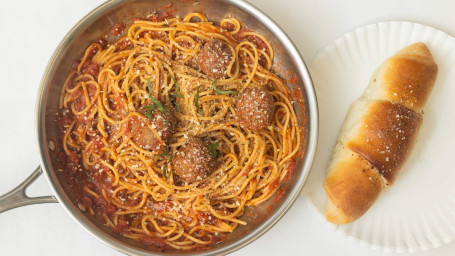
<box><xmin>323</xmin><ymin>43</ymin><xmax>438</xmax><ymax>224</ymax></box>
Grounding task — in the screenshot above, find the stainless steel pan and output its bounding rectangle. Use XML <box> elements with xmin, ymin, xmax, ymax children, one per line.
<box><xmin>0</xmin><ymin>0</ymin><xmax>318</xmax><ymax>255</ymax></box>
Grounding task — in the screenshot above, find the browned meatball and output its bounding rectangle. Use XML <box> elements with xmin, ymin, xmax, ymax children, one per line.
<box><xmin>235</xmin><ymin>86</ymin><xmax>275</xmax><ymax>131</ymax></box>
<box><xmin>197</xmin><ymin>39</ymin><xmax>233</xmax><ymax>79</ymax></box>
<box><xmin>128</xmin><ymin>105</ymin><xmax>176</xmax><ymax>151</ymax></box>
<box><xmin>172</xmin><ymin>138</ymin><xmax>217</xmax><ymax>183</ymax></box>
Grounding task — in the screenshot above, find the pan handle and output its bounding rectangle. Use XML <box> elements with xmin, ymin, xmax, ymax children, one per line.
<box><xmin>0</xmin><ymin>166</ymin><xmax>58</xmax><ymax>213</ymax></box>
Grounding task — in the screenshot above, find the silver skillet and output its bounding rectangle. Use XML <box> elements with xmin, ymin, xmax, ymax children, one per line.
<box><xmin>0</xmin><ymin>0</ymin><xmax>318</xmax><ymax>255</ymax></box>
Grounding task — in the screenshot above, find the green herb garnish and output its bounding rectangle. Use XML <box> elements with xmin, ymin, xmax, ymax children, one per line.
<box><xmin>146</xmin><ymin>78</ymin><xmax>165</xmax><ymax>113</ymax></box>
<box><xmin>150</xmin><ymin>96</ymin><xmax>164</xmax><ymax>113</ymax></box>
<box><xmin>159</xmin><ymin>153</ymin><xmax>173</xmax><ymax>179</ymax></box>
<box><xmin>195</xmin><ymin>85</ymin><xmax>203</xmax><ymax>115</ymax></box>
<box><xmin>166</xmin><ymin>71</ymin><xmax>182</xmax><ymax>112</ymax></box>
<box><xmin>210</xmin><ymin>80</ymin><xmax>236</xmax><ymax>95</ymax></box>
<box><xmin>210</xmin><ymin>142</ymin><xmax>219</xmax><ymax>159</ymax></box>
<box><xmin>147</xmin><ymin>78</ymin><xmax>153</xmax><ymax>97</ymax></box>
<box><xmin>144</xmin><ymin>104</ymin><xmax>156</xmax><ymax>119</ymax></box>
<box><xmin>158</xmin><ymin>153</ymin><xmax>173</xmax><ymax>160</ymax></box>
<box><xmin>167</xmin><ymin>71</ymin><xmax>183</xmax><ymax>100</ymax></box>
<box><xmin>163</xmin><ymin>164</ymin><xmax>171</xmax><ymax>179</ymax></box>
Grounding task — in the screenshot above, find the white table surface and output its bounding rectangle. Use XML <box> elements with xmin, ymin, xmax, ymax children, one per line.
<box><xmin>1</xmin><ymin>0</ymin><xmax>454</xmax><ymax>255</ymax></box>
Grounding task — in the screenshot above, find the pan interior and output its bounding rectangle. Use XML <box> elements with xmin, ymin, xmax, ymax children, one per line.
<box><xmin>37</xmin><ymin>0</ymin><xmax>315</xmax><ymax>255</ymax></box>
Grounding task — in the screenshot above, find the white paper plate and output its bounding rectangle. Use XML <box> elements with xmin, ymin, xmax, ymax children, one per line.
<box><xmin>302</xmin><ymin>21</ymin><xmax>455</xmax><ymax>253</ymax></box>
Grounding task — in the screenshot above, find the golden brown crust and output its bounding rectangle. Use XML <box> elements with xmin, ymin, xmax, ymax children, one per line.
<box><xmin>324</xmin><ymin>149</ymin><xmax>383</xmax><ymax>224</ymax></box>
<box><xmin>347</xmin><ymin>101</ymin><xmax>423</xmax><ymax>185</ymax></box>
<box><xmin>382</xmin><ymin>55</ymin><xmax>438</xmax><ymax>112</ymax></box>
<box><xmin>363</xmin><ymin>42</ymin><xmax>438</xmax><ymax>113</ymax></box>
<box><xmin>323</xmin><ymin>43</ymin><xmax>437</xmax><ymax>224</ymax></box>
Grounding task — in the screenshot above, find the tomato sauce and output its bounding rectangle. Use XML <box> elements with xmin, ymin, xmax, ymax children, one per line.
<box><xmin>55</xmin><ymin>8</ymin><xmax>305</xmax><ymax>253</ymax></box>
<box><xmin>291</xmin><ymin>86</ymin><xmax>307</xmax><ymax>159</ymax></box>
<box><xmin>110</xmin><ymin>22</ymin><xmax>125</xmax><ymax>36</ymax></box>
<box><xmin>144</xmin><ymin>10</ymin><xmax>174</xmax><ymax>22</ymax></box>
<box><xmin>221</xmin><ymin>22</ymin><xmax>235</xmax><ymax>31</ymax></box>
<box><xmin>160</xmin><ymin>3</ymin><xmax>173</xmax><ymax>9</ymax></box>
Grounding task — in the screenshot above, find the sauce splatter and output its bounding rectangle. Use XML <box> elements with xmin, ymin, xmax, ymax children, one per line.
<box><xmin>110</xmin><ymin>22</ymin><xmax>125</xmax><ymax>36</ymax></box>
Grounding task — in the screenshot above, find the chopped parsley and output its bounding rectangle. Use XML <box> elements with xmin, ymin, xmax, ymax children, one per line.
<box><xmin>159</xmin><ymin>153</ymin><xmax>174</xmax><ymax>179</ymax></box>
<box><xmin>167</xmin><ymin>71</ymin><xmax>182</xmax><ymax>112</ymax></box>
<box><xmin>146</xmin><ymin>78</ymin><xmax>164</xmax><ymax>114</ymax></box>
<box><xmin>195</xmin><ymin>85</ymin><xmax>203</xmax><ymax>115</ymax></box>
<box><xmin>149</xmin><ymin>96</ymin><xmax>164</xmax><ymax>113</ymax></box>
<box><xmin>144</xmin><ymin>104</ymin><xmax>155</xmax><ymax>119</ymax></box>
<box><xmin>158</xmin><ymin>153</ymin><xmax>173</xmax><ymax>160</ymax></box>
<box><xmin>167</xmin><ymin>71</ymin><xmax>183</xmax><ymax>100</ymax></box>
<box><xmin>175</xmin><ymin>102</ymin><xmax>180</xmax><ymax>112</ymax></box>
<box><xmin>163</xmin><ymin>164</ymin><xmax>171</xmax><ymax>179</ymax></box>
<box><xmin>147</xmin><ymin>78</ymin><xmax>153</xmax><ymax>97</ymax></box>
<box><xmin>210</xmin><ymin>80</ymin><xmax>236</xmax><ymax>95</ymax></box>
<box><xmin>210</xmin><ymin>142</ymin><xmax>219</xmax><ymax>159</ymax></box>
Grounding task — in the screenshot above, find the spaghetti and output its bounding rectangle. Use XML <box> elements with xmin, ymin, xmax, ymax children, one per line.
<box><xmin>57</xmin><ymin>12</ymin><xmax>302</xmax><ymax>251</ymax></box>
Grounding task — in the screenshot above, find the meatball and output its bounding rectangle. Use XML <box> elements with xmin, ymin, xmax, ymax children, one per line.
<box><xmin>235</xmin><ymin>86</ymin><xmax>275</xmax><ymax>131</ymax></box>
<box><xmin>128</xmin><ymin>105</ymin><xmax>176</xmax><ymax>151</ymax></box>
<box><xmin>197</xmin><ymin>39</ymin><xmax>233</xmax><ymax>79</ymax></box>
<box><xmin>172</xmin><ymin>138</ymin><xmax>217</xmax><ymax>183</ymax></box>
